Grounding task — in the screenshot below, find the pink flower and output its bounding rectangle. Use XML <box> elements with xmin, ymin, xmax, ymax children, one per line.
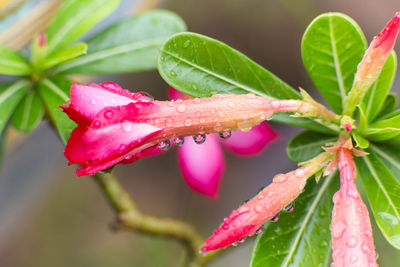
<box><xmin>169</xmin><ymin>87</ymin><xmax>278</xmax><ymax>198</ymax></box>
<box><xmin>330</xmin><ymin>143</ymin><xmax>377</xmax><ymax>267</ymax></box>
<box><xmin>62</xmin><ymin>82</ymin><xmax>308</xmax><ymax>176</ymax></box>
<box><xmin>201</xmin><ymin>152</ymin><xmax>330</xmax><ymax>253</ymax></box>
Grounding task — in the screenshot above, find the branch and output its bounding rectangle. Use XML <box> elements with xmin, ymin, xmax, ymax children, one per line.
<box><xmin>93</xmin><ymin>171</ymin><xmax>220</xmax><ymax>266</ymax></box>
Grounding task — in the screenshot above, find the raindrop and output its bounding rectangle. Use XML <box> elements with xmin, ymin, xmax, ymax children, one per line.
<box><xmin>238</xmin><ymin>238</ymin><xmax>245</xmax><ymax>243</ymax></box>
<box><xmin>361</xmin><ymin>243</ymin><xmax>370</xmax><ymax>253</ymax></box>
<box><xmin>219</xmin><ymin>131</ymin><xmax>232</xmax><ymax>140</ymax></box>
<box><xmin>273</xmin><ymin>174</ymin><xmax>287</xmax><ymax>183</ymax></box>
<box><xmin>318</xmin><ymin>240</ymin><xmax>328</xmax><ymax>248</ymax></box>
<box><xmin>177</xmin><ymin>104</ymin><xmax>186</xmax><ymax>113</ymax></box>
<box><xmin>271</xmin><ymin>214</ymin><xmax>279</xmax><ymax>222</ymax></box>
<box><xmin>139</xmin><ymin>91</ymin><xmax>154</xmax><ymax>100</ymax></box>
<box><xmin>170</xmin><ymin>70</ymin><xmax>177</xmax><ymax>76</ymax></box>
<box><xmin>173</xmin><ymin>137</ymin><xmax>184</xmax><ymax>146</ymax></box>
<box><xmin>193</xmin><ymin>134</ymin><xmax>206</xmax><ymax>144</ymax></box>
<box><xmin>256</xmin><ymin>227</ymin><xmax>263</xmax><ymax>234</ymax></box>
<box><xmin>346</xmin><ymin>236</ymin><xmax>358</xmax><ymax>248</ymax></box>
<box><xmin>93</xmin><ymin>120</ymin><xmax>101</xmax><ymax>128</ymax></box>
<box><xmin>104</xmin><ymin>110</ymin><xmax>114</xmax><ymax>119</ymax></box>
<box><xmin>158</xmin><ymin>140</ymin><xmax>171</xmax><ymax>151</ymax></box>
<box><xmin>350</xmin><ymin>255</ymin><xmax>358</xmax><ymax>264</ymax></box>
<box><xmin>183</xmin><ymin>39</ymin><xmax>191</xmax><ymax>48</ymax></box>
<box><xmin>192</xmin><ymin>83</ymin><xmax>198</xmax><ymax>90</ymax></box>
<box><xmin>184</xmin><ymin>118</ymin><xmax>192</xmax><ymax>126</ymax></box>
<box><xmin>232</xmin><ymin>242</ymin><xmax>238</xmax><ymax>247</ymax></box>
<box><xmin>284</xmin><ymin>202</ymin><xmax>295</xmax><ymax>212</ymax></box>
<box><xmin>295</xmin><ymin>168</ymin><xmax>305</xmax><ymax>177</ymax></box>
<box><xmin>121</xmin><ymin>121</ymin><xmax>132</xmax><ymax>132</ymax></box>
<box><xmin>91</xmin><ymin>99</ymin><xmax>97</xmax><ymax>105</ymax></box>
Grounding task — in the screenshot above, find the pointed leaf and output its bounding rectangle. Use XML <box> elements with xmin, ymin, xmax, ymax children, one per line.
<box><xmin>54</xmin><ymin>10</ymin><xmax>186</xmax><ymax>75</ymax></box>
<box><xmin>352</xmin><ymin>132</ymin><xmax>369</xmax><ymax>148</ymax></box>
<box><xmin>355</xmin><ymin>153</ymin><xmax>400</xmax><ymax>249</ymax></box>
<box><xmin>375</xmin><ymin>93</ymin><xmax>397</xmax><ymax>120</ymax></box>
<box><xmin>362</xmin><ymin>51</ymin><xmax>397</xmax><ymax>122</ymax></box>
<box><xmin>301</xmin><ymin>13</ymin><xmax>367</xmax><ymax>113</ymax></box>
<box><xmin>0</xmin><ymin>80</ymin><xmax>30</xmax><ymax>135</ymax></box>
<box><xmin>286</xmin><ymin>131</ymin><xmax>336</xmax><ymax>162</ymax></box>
<box><xmin>250</xmin><ymin>172</ymin><xmax>339</xmax><ymax>267</ymax></box>
<box><xmin>361</xmin><ymin>113</ymin><xmax>400</xmax><ymax>141</ymax></box>
<box><xmin>12</xmin><ymin>91</ymin><xmax>44</xmax><ymax>132</ymax></box>
<box><xmin>38</xmin><ymin>78</ymin><xmax>76</xmax><ymax>144</ymax></box>
<box><xmin>369</xmin><ymin>143</ymin><xmax>400</xmax><ymax>180</ymax></box>
<box><xmin>0</xmin><ymin>45</ymin><xmax>30</xmax><ymax>75</ymax></box>
<box><xmin>45</xmin><ymin>0</ymin><xmax>120</xmax><ymax>55</ymax></box>
<box><xmin>42</xmin><ymin>43</ymin><xmax>87</xmax><ymax>69</ymax></box>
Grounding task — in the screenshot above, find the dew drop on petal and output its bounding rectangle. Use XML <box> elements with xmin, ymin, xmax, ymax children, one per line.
<box><xmin>232</xmin><ymin>242</ymin><xmax>238</xmax><ymax>247</ymax></box>
<box><xmin>346</xmin><ymin>236</ymin><xmax>358</xmax><ymax>248</ymax></box>
<box><xmin>158</xmin><ymin>140</ymin><xmax>171</xmax><ymax>151</ymax></box>
<box><xmin>121</xmin><ymin>121</ymin><xmax>132</xmax><ymax>132</ymax></box>
<box><xmin>177</xmin><ymin>104</ymin><xmax>186</xmax><ymax>113</ymax></box>
<box><xmin>271</xmin><ymin>214</ymin><xmax>279</xmax><ymax>222</ymax></box>
<box><xmin>184</xmin><ymin>118</ymin><xmax>192</xmax><ymax>126</ymax></box>
<box><xmin>361</xmin><ymin>243</ymin><xmax>370</xmax><ymax>253</ymax></box>
<box><xmin>91</xmin><ymin>99</ymin><xmax>97</xmax><ymax>105</ymax></box>
<box><xmin>173</xmin><ymin>137</ymin><xmax>184</xmax><ymax>146</ymax></box>
<box><xmin>219</xmin><ymin>131</ymin><xmax>232</xmax><ymax>140</ymax></box>
<box><xmin>273</xmin><ymin>174</ymin><xmax>287</xmax><ymax>183</ymax></box>
<box><xmin>254</xmin><ymin>204</ymin><xmax>264</xmax><ymax>213</ymax></box>
<box><xmin>93</xmin><ymin>120</ymin><xmax>101</xmax><ymax>128</ymax></box>
<box><xmin>350</xmin><ymin>255</ymin><xmax>358</xmax><ymax>264</ymax></box>
<box><xmin>284</xmin><ymin>201</ymin><xmax>295</xmax><ymax>212</ymax></box>
<box><xmin>239</xmin><ymin>238</ymin><xmax>246</xmax><ymax>243</ymax></box>
<box><xmin>332</xmin><ymin>220</ymin><xmax>346</xmax><ymax>239</ymax></box>
<box><xmin>104</xmin><ymin>110</ymin><xmax>114</xmax><ymax>119</ymax></box>
<box><xmin>295</xmin><ymin>168</ymin><xmax>305</xmax><ymax>177</ymax></box>
<box><xmin>193</xmin><ymin>134</ymin><xmax>206</xmax><ymax>144</ymax></box>
<box><xmin>256</xmin><ymin>227</ymin><xmax>263</xmax><ymax>234</ymax></box>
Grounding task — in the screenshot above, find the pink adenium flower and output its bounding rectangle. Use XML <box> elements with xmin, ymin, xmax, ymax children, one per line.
<box><xmin>169</xmin><ymin>87</ymin><xmax>278</xmax><ymax>198</ymax></box>
<box><xmin>201</xmin><ymin>152</ymin><xmax>330</xmax><ymax>252</ymax></box>
<box><xmin>331</xmin><ymin>141</ymin><xmax>377</xmax><ymax>267</ymax></box>
<box><xmin>62</xmin><ymin>82</ymin><xmax>314</xmax><ymax>176</ymax></box>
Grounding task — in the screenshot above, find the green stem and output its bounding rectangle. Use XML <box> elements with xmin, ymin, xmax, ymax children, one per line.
<box><xmin>93</xmin><ymin>171</ymin><xmax>221</xmax><ymax>266</ymax></box>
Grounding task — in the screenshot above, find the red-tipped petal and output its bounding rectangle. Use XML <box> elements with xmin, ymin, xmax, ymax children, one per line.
<box><xmin>177</xmin><ymin>134</ymin><xmax>225</xmax><ymax>198</ymax></box>
<box><xmin>222</xmin><ymin>122</ymin><xmax>278</xmax><ymax>156</ymax></box>
<box><xmin>168</xmin><ymin>86</ymin><xmax>190</xmax><ymax>100</ymax></box>
<box><xmin>330</xmin><ymin>147</ymin><xmax>377</xmax><ymax>267</ymax></box>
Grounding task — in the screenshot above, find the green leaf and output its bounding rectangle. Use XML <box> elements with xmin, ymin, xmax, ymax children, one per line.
<box><xmin>54</xmin><ymin>10</ymin><xmax>186</xmax><ymax>75</ymax></box>
<box><xmin>39</xmin><ymin>78</ymin><xmax>76</xmax><ymax>144</ymax></box>
<box><xmin>0</xmin><ymin>45</ymin><xmax>30</xmax><ymax>75</ymax></box>
<box><xmin>361</xmin><ymin>113</ymin><xmax>400</xmax><ymax>141</ymax></box>
<box><xmin>301</xmin><ymin>13</ymin><xmax>367</xmax><ymax>113</ymax></box>
<box><xmin>362</xmin><ymin>51</ymin><xmax>397</xmax><ymax>122</ymax></box>
<box><xmin>158</xmin><ymin>32</ymin><xmax>300</xmax><ymax>99</ymax></box>
<box><xmin>42</xmin><ymin>43</ymin><xmax>87</xmax><ymax>70</ymax></box>
<box><xmin>0</xmin><ymin>80</ymin><xmax>30</xmax><ymax>135</ymax></box>
<box><xmin>286</xmin><ymin>131</ymin><xmax>336</xmax><ymax>162</ymax></box>
<box><xmin>369</xmin><ymin>143</ymin><xmax>400</xmax><ymax>180</ymax></box>
<box><xmin>355</xmin><ymin>153</ymin><xmax>400</xmax><ymax>249</ymax></box>
<box><xmin>45</xmin><ymin>0</ymin><xmax>120</xmax><ymax>55</ymax></box>
<box><xmin>250</xmin><ymin>172</ymin><xmax>339</xmax><ymax>267</ymax></box>
<box><xmin>375</xmin><ymin>93</ymin><xmax>397</xmax><ymax>121</ymax></box>
<box><xmin>352</xmin><ymin>131</ymin><xmax>369</xmax><ymax>148</ymax></box>
<box><xmin>271</xmin><ymin>113</ymin><xmax>339</xmax><ymax>134</ymax></box>
<box><xmin>12</xmin><ymin>91</ymin><xmax>44</xmax><ymax>132</ymax></box>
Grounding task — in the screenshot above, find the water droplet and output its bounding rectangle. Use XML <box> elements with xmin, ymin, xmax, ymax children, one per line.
<box><xmin>193</xmin><ymin>134</ymin><xmax>206</xmax><ymax>144</ymax></box>
<box><xmin>121</xmin><ymin>121</ymin><xmax>132</xmax><ymax>132</ymax></box>
<box><xmin>254</xmin><ymin>204</ymin><xmax>264</xmax><ymax>213</ymax></box>
<box><xmin>240</xmin><ymin>199</ymin><xmax>249</xmax><ymax>206</ymax></box>
<box><xmin>119</xmin><ymin>144</ymin><xmax>127</xmax><ymax>151</ymax></box>
<box><xmin>273</xmin><ymin>174</ymin><xmax>287</xmax><ymax>183</ymax></box>
<box><xmin>173</xmin><ymin>137</ymin><xmax>184</xmax><ymax>146</ymax></box>
<box><xmin>183</xmin><ymin>39</ymin><xmax>191</xmax><ymax>48</ymax></box>
<box><xmin>228</xmin><ymin>101</ymin><xmax>235</xmax><ymax>108</ymax></box>
<box><xmin>319</xmin><ymin>240</ymin><xmax>328</xmax><ymax>248</ymax></box>
<box><xmin>104</xmin><ymin>110</ymin><xmax>114</xmax><ymax>119</ymax></box>
<box><xmin>350</xmin><ymin>255</ymin><xmax>358</xmax><ymax>264</ymax></box>
<box><xmin>158</xmin><ymin>140</ymin><xmax>171</xmax><ymax>151</ymax></box>
<box><xmin>192</xmin><ymin>83</ymin><xmax>198</xmax><ymax>90</ymax></box>
<box><xmin>361</xmin><ymin>243</ymin><xmax>370</xmax><ymax>253</ymax></box>
<box><xmin>256</xmin><ymin>227</ymin><xmax>263</xmax><ymax>234</ymax></box>
<box><xmin>284</xmin><ymin>202</ymin><xmax>295</xmax><ymax>212</ymax></box>
<box><xmin>222</xmin><ymin>224</ymin><xmax>229</xmax><ymax>230</ymax></box>
<box><xmin>232</xmin><ymin>242</ymin><xmax>238</xmax><ymax>247</ymax></box>
<box><xmin>239</xmin><ymin>238</ymin><xmax>245</xmax><ymax>243</ymax></box>
<box><xmin>170</xmin><ymin>70</ymin><xmax>177</xmax><ymax>76</ymax></box>
<box><xmin>91</xmin><ymin>99</ymin><xmax>97</xmax><ymax>105</ymax></box>
<box><xmin>93</xmin><ymin>120</ymin><xmax>101</xmax><ymax>128</ymax></box>
<box><xmin>219</xmin><ymin>131</ymin><xmax>231</xmax><ymax>140</ymax></box>
<box><xmin>271</xmin><ymin>214</ymin><xmax>279</xmax><ymax>222</ymax></box>
<box><xmin>346</xmin><ymin>235</ymin><xmax>358</xmax><ymax>248</ymax></box>
<box><xmin>295</xmin><ymin>168</ymin><xmax>305</xmax><ymax>177</ymax></box>
<box><xmin>184</xmin><ymin>118</ymin><xmax>192</xmax><ymax>126</ymax></box>
<box><xmin>177</xmin><ymin>104</ymin><xmax>186</xmax><ymax>113</ymax></box>
<box><xmin>139</xmin><ymin>91</ymin><xmax>154</xmax><ymax>100</ymax></box>
<box><xmin>332</xmin><ymin>220</ymin><xmax>346</xmax><ymax>239</ymax></box>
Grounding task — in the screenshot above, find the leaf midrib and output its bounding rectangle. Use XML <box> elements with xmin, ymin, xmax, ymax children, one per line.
<box><xmin>42</xmin><ymin>79</ymin><xmax>69</xmax><ymax>101</ymax></box>
<box><xmin>287</xmin><ymin>137</ymin><xmax>336</xmax><ymax>154</ymax></box>
<box><xmin>0</xmin><ymin>80</ymin><xmax>29</xmax><ymax>104</ymax></box>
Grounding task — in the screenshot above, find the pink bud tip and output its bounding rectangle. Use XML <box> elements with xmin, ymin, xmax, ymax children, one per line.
<box><xmin>372</xmin><ymin>12</ymin><xmax>400</xmax><ymax>53</ymax></box>
<box><xmin>38</xmin><ymin>33</ymin><xmax>47</xmax><ymax>47</ymax></box>
<box><xmin>344</xmin><ymin>122</ymin><xmax>352</xmax><ymax>133</ymax></box>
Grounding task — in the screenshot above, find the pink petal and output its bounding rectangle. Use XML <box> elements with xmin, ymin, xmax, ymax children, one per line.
<box><xmin>177</xmin><ymin>134</ymin><xmax>225</xmax><ymax>198</ymax></box>
<box><xmin>222</xmin><ymin>122</ymin><xmax>278</xmax><ymax>156</ymax></box>
<box><xmin>167</xmin><ymin>86</ymin><xmax>190</xmax><ymax>100</ymax></box>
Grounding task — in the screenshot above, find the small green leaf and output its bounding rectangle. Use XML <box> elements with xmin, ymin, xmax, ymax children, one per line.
<box><xmin>361</xmin><ymin>113</ymin><xmax>400</xmax><ymax>141</ymax></box>
<box><xmin>42</xmin><ymin>43</ymin><xmax>87</xmax><ymax>70</ymax></box>
<box><xmin>0</xmin><ymin>80</ymin><xmax>30</xmax><ymax>135</ymax></box>
<box><xmin>352</xmin><ymin>132</ymin><xmax>369</xmax><ymax>148</ymax></box>
<box><xmin>250</xmin><ymin>172</ymin><xmax>339</xmax><ymax>267</ymax></box>
<box><xmin>369</xmin><ymin>143</ymin><xmax>400</xmax><ymax>180</ymax></box>
<box><xmin>39</xmin><ymin>78</ymin><xmax>76</xmax><ymax>144</ymax></box>
<box><xmin>54</xmin><ymin>10</ymin><xmax>186</xmax><ymax>75</ymax></box>
<box><xmin>286</xmin><ymin>131</ymin><xmax>336</xmax><ymax>162</ymax></box>
<box><xmin>355</xmin><ymin>153</ymin><xmax>400</xmax><ymax>249</ymax></box>
<box><xmin>362</xmin><ymin>51</ymin><xmax>397</xmax><ymax>122</ymax></box>
<box><xmin>375</xmin><ymin>93</ymin><xmax>397</xmax><ymax>120</ymax></box>
<box><xmin>301</xmin><ymin>13</ymin><xmax>367</xmax><ymax>113</ymax></box>
<box><xmin>0</xmin><ymin>45</ymin><xmax>30</xmax><ymax>75</ymax></box>
<box><xmin>12</xmin><ymin>91</ymin><xmax>44</xmax><ymax>132</ymax></box>
<box><xmin>45</xmin><ymin>0</ymin><xmax>120</xmax><ymax>55</ymax></box>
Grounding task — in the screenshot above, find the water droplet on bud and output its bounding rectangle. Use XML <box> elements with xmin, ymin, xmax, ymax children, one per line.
<box><xmin>219</xmin><ymin>131</ymin><xmax>232</xmax><ymax>140</ymax></box>
<box><xmin>271</xmin><ymin>214</ymin><xmax>279</xmax><ymax>222</ymax></box>
<box><xmin>158</xmin><ymin>140</ymin><xmax>171</xmax><ymax>151</ymax></box>
<box><xmin>256</xmin><ymin>227</ymin><xmax>263</xmax><ymax>234</ymax></box>
<box><xmin>173</xmin><ymin>137</ymin><xmax>184</xmax><ymax>146</ymax></box>
<box><xmin>239</xmin><ymin>238</ymin><xmax>245</xmax><ymax>243</ymax></box>
<box><xmin>284</xmin><ymin>202</ymin><xmax>295</xmax><ymax>212</ymax></box>
<box><xmin>193</xmin><ymin>134</ymin><xmax>206</xmax><ymax>144</ymax></box>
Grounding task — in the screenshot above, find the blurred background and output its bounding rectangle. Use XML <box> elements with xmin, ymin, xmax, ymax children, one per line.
<box><xmin>0</xmin><ymin>0</ymin><xmax>400</xmax><ymax>266</ymax></box>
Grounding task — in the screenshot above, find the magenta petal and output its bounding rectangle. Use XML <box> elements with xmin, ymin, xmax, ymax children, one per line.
<box><xmin>167</xmin><ymin>86</ymin><xmax>189</xmax><ymax>100</ymax></box>
<box><xmin>222</xmin><ymin>122</ymin><xmax>278</xmax><ymax>156</ymax></box>
<box><xmin>177</xmin><ymin>134</ymin><xmax>225</xmax><ymax>198</ymax></box>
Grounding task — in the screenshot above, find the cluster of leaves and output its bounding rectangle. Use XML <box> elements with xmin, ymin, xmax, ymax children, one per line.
<box><xmin>0</xmin><ymin>0</ymin><xmax>186</xmax><ymax>150</ymax></box>
<box><xmin>156</xmin><ymin>13</ymin><xmax>400</xmax><ymax>266</ymax></box>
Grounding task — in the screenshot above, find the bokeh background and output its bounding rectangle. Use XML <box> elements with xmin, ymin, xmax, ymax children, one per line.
<box><xmin>1</xmin><ymin>0</ymin><xmax>400</xmax><ymax>266</ymax></box>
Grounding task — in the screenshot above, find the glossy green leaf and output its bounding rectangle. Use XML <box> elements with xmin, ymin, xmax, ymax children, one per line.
<box><xmin>0</xmin><ymin>45</ymin><xmax>30</xmax><ymax>75</ymax></box>
<box><xmin>352</xmin><ymin>132</ymin><xmax>369</xmax><ymax>148</ymax></box>
<box><xmin>54</xmin><ymin>10</ymin><xmax>186</xmax><ymax>75</ymax></box>
<box><xmin>0</xmin><ymin>80</ymin><xmax>30</xmax><ymax>135</ymax></box>
<box><xmin>250</xmin><ymin>172</ymin><xmax>339</xmax><ymax>267</ymax></box>
<box><xmin>45</xmin><ymin>0</ymin><xmax>120</xmax><ymax>55</ymax></box>
<box><xmin>361</xmin><ymin>113</ymin><xmax>400</xmax><ymax>141</ymax></box>
<box><xmin>362</xmin><ymin>51</ymin><xmax>397</xmax><ymax>122</ymax></box>
<box><xmin>375</xmin><ymin>94</ymin><xmax>397</xmax><ymax>120</ymax></box>
<box><xmin>301</xmin><ymin>13</ymin><xmax>367</xmax><ymax>113</ymax></box>
<box><xmin>42</xmin><ymin>43</ymin><xmax>87</xmax><ymax>70</ymax></box>
<box><xmin>39</xmin><ymin>78</ymin><xmax>76</xmax><ymax>144</ymax></box>
<box><xmin>286</xmin><ymin>131</ymin><xmax>336</xmax><ymax>162</ymax></box>
<box><xmin>369</xmin><ymin>143</ymin><xmax>400</xmax><ymax>180</ymax></box>
<box><xmin>355</xmin><ymin>153</ymin><xmax>400</xmax><ymax>249</ymax></box>
<box><xmin>12</xmin><ymin>91</ymin><xmax>44</xmax><ymax>132</ymax></box>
